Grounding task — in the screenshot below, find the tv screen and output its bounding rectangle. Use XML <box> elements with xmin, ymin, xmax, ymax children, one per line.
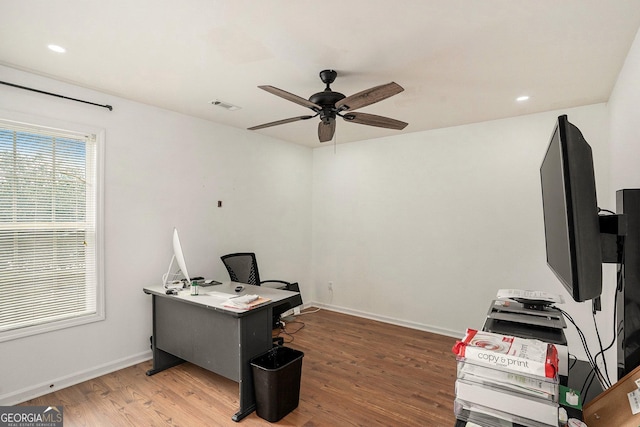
<box><xmin>540</xmin><ymin>115</ymin><xmax>602</xmax><ymax>302</ymax></box>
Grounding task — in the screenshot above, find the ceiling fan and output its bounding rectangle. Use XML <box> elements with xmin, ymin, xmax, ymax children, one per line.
<box><xmin>248</xmin><ymin>70</ymin><xmax>408</xmax><ymax>143</ymax></box>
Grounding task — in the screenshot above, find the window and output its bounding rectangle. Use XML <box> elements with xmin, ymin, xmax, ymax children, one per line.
<box><xmin>0</xmin><ymin>116</ymin><xmax>104</xmax><ymax>342</ymax></box>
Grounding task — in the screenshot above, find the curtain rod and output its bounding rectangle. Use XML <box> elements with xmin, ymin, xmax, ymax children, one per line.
<box><xmin>0</xmin><ymin>81</ymin><xmax>113</xmax><ymax>111</ymax></box>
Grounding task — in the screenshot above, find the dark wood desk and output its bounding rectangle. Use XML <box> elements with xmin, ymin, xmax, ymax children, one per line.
<box><xmin>143</xmin><ymin>282</ymin><xmax>302</xmax><ymax>422</ymax></box>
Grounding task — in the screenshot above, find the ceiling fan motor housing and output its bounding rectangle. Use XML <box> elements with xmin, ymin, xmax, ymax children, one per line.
<box><xmin>309</xmin><ymin>90</ymin><xmax>345</xmax><ymax>122</ymax></box>
<box><xmin>308</xmin><ymin>90</ymin><xmax>345</xmax><ymax>107</ymax></box>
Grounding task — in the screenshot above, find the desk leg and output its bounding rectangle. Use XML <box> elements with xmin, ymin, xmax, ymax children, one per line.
<box><xmin>232</xmin><ymin>308</ymin><xmax>272</xmax><ymax>422</ymax></box>
<box><xmin>145</xmin><ymin>293</ymin><xmax>185</xmax><ymax>376</ymax></box>
<box><xmin>146</xmin><ymin>347</ymin><xmax>184</xmax><ymax>376</ymax></box>
<box><xmin>232</xmin><ymin>367</ymin><xmax>257</xmax><ymax>422</ymax></box>
<box><xmin>232</xmin><ymin>404</ymin><xmax>255</xmax><ymax>422</ymax></box>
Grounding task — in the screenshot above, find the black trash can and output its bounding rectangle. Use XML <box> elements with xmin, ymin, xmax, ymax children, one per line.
<box><xmin>250</xmin><ymin>346</ymin><xmax>304</xmax><ymax>422</ymax></box>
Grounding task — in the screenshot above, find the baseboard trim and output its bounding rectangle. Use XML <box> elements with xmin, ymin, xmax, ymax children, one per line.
<box><xmin>0</xmin><ymin>350</ymin><xmax>152</xmax><ymax>406</ymax></box>
<box><xmin>306</xmin><ymin>301</ymin><xmax>463</xmax><ymax>339</ymax></box>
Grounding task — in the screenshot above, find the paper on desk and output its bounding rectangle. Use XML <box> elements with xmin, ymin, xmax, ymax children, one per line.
<box><xmin>223</xmin><ymin>296</ymin><xmax>270</xmax><ymax>310</ymax></box>
<box><xmin>628</xmin><ymin>389</ymin><xmax>640</xmax><ymax>415</ymax></box>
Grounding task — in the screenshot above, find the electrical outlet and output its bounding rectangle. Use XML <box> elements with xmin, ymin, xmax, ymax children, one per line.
<box><xmin>328</xmin><ymin>281</ymin><xmax>333</xmax><ymax>291</ymax></box>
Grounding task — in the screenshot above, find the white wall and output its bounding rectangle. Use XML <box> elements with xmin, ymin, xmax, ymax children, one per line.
<box><xmin>312</xmin><ymin>105</ymin><xmax>614</xmax><ymax>363</ymax></box>
<box><xmin>0</xmin><ymin>65</ymin><xmax>313</xmax><ymax>404</ymax></box>
<box><xmin>609</xmin><ymin>28</ymin><xmax>640</xmax><ymax>191</ymax></box>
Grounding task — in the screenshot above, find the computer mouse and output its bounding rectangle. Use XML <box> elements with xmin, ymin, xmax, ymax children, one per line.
<box><xmin>234</xmin><ymin>285</ymin><xmax>244</xmax><ymax>293</ymax></box>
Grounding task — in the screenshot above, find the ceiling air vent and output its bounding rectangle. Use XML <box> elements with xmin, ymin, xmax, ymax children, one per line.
<box><xmin>210</xmin><ymin>99</ymin><xmax>241</xmax><ymax>111</ymax></box>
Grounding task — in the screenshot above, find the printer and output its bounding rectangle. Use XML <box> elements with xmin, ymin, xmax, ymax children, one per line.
<box><xmin>482</xmin><ymin>299</ymin><xmax>569</xmax><ymax>384</ymax></box>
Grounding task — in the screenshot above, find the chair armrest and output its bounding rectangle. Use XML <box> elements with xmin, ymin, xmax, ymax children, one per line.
<box><xmin>260</xmin><ymin>280</ymin><xmax>290</xmax><ymax>290</ymax></box>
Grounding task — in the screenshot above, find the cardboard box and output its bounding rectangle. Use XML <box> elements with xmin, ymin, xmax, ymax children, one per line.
<box><xmin>583</xmin><ymin>364</ymin><xmax>640</xmax><ymax>427</ymax></box>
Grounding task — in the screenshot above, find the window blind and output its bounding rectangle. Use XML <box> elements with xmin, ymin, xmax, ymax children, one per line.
<box><xmin>0</xmin><ymin>118</ymin><xmax>102</xmax><ymax>340</ymax></box>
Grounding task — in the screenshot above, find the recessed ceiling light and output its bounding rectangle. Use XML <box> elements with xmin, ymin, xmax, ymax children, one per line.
<box><xmin>47</xmin><ymin>44</ymin><xmax>66</xmax><ymax>53</ymax></box>
<box><xmin>516</xmin><ymin>95</ymin><xmax>530</xmax><ymax>102</ymax></box>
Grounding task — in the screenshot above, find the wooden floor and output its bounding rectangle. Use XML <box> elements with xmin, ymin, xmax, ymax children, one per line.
<box><xmin>21</xmin><ymin>309</ymin><xmax>459</xmax><ymax>426</ymax></box>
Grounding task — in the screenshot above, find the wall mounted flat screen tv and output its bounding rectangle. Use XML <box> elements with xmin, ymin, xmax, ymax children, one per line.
<box><xmin>540</xmin><ymin>115</ymin><xmax>602</xmax><ymax>302</ymax></box>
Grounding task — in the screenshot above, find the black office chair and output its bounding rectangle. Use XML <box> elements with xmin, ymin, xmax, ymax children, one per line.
<box><xmin>220</xmin><ymin>252</ymin><xmax>291</xmax><ymax>289</ymax></box>
<box><xmin>221</xmin><ymin>253</ymin><xmax>301</xmax><ymax>344</ymax></box>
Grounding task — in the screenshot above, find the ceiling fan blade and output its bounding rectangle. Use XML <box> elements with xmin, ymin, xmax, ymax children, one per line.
<box><xmin>342</xmin><ymin>112</ymin><xmax>408</xmax><ymax>130</ymax></box>
<box><xmin>258</xmin><ymin>85</ymin><xmax>321</xmax><ymax>110</ymax></box>
<box><xmin>248</xmin><ymin>115</ymin><xmax>314</xmax><ymax>130</ymax></box>
<box><xmin>318</xmin><ymin>119</ymin><xmax>336</xmax><ymax>143</ymax></box>
<box><xmin>335</xmin><ymin>82</ymin><xmax>404</xmax><ymax>111</ymax></box>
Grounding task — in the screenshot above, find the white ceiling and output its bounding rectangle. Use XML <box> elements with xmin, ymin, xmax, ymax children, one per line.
<box><xmin>1</xmin><ymin>1</ymin><xmax>640</xmax><ymax>147</ymax></box>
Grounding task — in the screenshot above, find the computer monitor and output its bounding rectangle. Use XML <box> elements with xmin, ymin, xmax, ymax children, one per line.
<box><xmin>162</xmin><ymin>228</ymin><xmax>191</xmax><ymax>285</ymax></box>
<box><xmin>540</xmin><ymin>115</ymin><xmax>602</xmax><ymax>302</ymax></box>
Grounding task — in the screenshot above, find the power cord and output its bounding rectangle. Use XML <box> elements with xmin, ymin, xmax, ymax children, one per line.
<box><xmin>557</xmin><ymin>307</ymin><xmax>612</xmax><ymax>389</ymax></box>
<box><xmin>273</xmin><ymin>319</ymin><xmax>305</xmax><ymax>344</ymax></box>
<box><xmin>295</xmin><ymin>282</ymin><xmax>332</xmax><ymax>316</ymax></box>
<box><xmin>591</xmin><ymin>244</ymin><xmax>626</xmax><ymax>388</ymax></box>
<box><xmin>598</xmin><ymin>207</ymin><xmax>616</xmax><ymax>215</ymax></box>
<box><xmin>581</xmin><ymin>366</ymin><xmax>597</xmax><ymax>399</ymax></box>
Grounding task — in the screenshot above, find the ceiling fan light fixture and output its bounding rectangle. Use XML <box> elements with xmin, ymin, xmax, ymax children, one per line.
<box><xmin>210</xmin><ymin>99</ymin><xmax>241</xmax><ymax>111</ymax></box>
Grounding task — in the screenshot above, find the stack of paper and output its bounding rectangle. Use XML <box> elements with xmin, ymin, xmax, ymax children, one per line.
<box><xmin>222</xmin><ymin>294</ymin><xmax>270</xmax><ymax>310</ymax></box>
<box><xmin>452</xmin><ymin>328</ymin><xmax>559</xmax><ymax>378</ymax></box>
<box><xmin>452</xmin><ymin>329</ymin><xmax>560</xmax><ymax>427</ymax></box>
<box><xmin>457</xmin><ymin>362</ymin><xmax>558</xmax><ymax>401</ymax></box>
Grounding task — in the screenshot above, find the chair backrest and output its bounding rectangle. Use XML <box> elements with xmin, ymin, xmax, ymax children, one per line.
<box><xmin>220</xmin><ymin>252</ymin><xmax>261</xmax><ymax>286</ymax></box>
